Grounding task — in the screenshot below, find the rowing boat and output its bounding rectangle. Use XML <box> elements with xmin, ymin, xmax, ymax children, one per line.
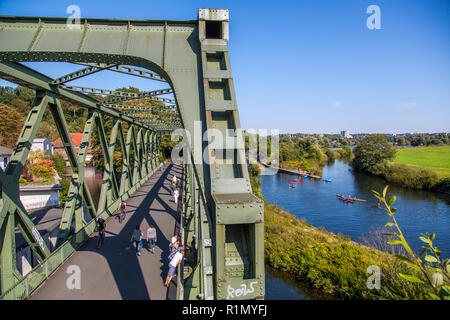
<box><xmin>336</xmin><ymin>194</ymin><xmax>366</xmax><ymax>202</ymax></box>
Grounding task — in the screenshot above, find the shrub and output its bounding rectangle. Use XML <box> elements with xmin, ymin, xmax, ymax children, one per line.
<box><xmin>384</xmin><ymin>163</ymin><xmax>439</xmax><ymax>190</ymax></box>
<box><xmin>51</xmin><ymin>153</ymin><xmax>66</xmax><ymax>177</ymax></box>
<box><xmin>30</xmin><ymin>158</ymin><xmax>55</xmax><ymax>178</ymax></box>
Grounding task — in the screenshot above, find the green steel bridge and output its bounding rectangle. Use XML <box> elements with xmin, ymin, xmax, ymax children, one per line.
<box><xmin>0</xmin><ymin>8</ymin><xmax>264</xmax><ymax>300</ymax></box>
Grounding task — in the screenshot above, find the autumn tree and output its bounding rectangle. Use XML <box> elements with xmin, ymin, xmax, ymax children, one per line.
<box><xmin>0</xmin><ymin>104</ymin><xmax>25</xmax><ymax>149</ymax></box>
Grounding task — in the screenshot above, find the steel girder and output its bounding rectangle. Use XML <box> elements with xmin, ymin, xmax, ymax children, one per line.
<box><xmin>63</xmin><ymin>85</ymin><xmax>176</xmax><ymax>104</ymax></box>
<box><xmin>76</xmin><ymin>63</ymin><xmax>167</xmax><ymax>82</ymax></box>
<box><xmin>0</xmin><ymin>8</ymin><xmax>264</xmax><ymax>301</ymax></box>
<box><xmin>51</xmin><ymin>63</ymin><xmax>117</xmax><ymax>85</ymax></box>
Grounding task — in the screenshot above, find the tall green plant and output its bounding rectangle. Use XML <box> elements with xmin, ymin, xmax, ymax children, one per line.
<box><xmin>373</xmin><ymin>186</ymin><xmax>450</xmax><ymax>300</ymax></box>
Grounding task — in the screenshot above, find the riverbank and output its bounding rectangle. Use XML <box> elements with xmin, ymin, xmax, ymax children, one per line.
<box><xmin>264</xmin><ymin>200</ymin><xmax>427</xmax><ymax>299</ymax></box>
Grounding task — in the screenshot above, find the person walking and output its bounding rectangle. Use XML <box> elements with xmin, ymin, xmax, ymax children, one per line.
<box><xmin>172</xmin><ymin>175</ymin><xmax>177</xmax><ymax>186</ymax></box>
<box><xmin>146</xmin><ymin>223</ymin><xmax>157</xmax><ymax>253</ymax></box>
<box><xmin>169</xmin><ymin>232</ymin><xmax>178</xmax><ymax>252</ymax></box>
<box><xmin>170</xmin><ymin>181</ymin><xmax>175</xmax><ymax>195</ymax></box>
<box><xmin>97</xmin><ymin>217</ymin><xmax>106</xmax><ymax>248</ymax></box>
<box><xmin>164</xmin><ymin>247</ymin><xmax>184</xmax><ymax>287</ymax></box>
<box><xmin>168</xmin><ymin>244</ymin><xmax>184</xmax><ymax>261</ymax></box>
<box><xmin>174</xmin><ymin>188</ymin><xmax>179</xmax><ymax>205</ymax></box>
<box><xmin>160</xmin><ymin>162</ymin><xmax>163</xmax><ymax>171</ymax></box>
<box><xmin>131</xmin><ymin>225</ymin><xmax>143</xmax><ymax>256</ymax></box>
<box><xmin>118</xmin><ymin>201</ymin><xmax>127</xmax><ymax>223</ymax></box>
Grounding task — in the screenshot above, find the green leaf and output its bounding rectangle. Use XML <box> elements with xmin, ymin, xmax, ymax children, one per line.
<box><xmin>426</xmin><ymin>292</ymin><xmax>440</xmax><ymax>300</ymax></box>
<box><xmin>425</xmin><ymin>255</ymin><xmax>438</xmax><ymax>263</ymax></box>
<box><xmin>372</xmin><ymin>190</ymin><xmax>380</xmax><ymax>196</ymax></box>
<box><xmin>446</xmin><ymin>265</ymin><xmax>450</xmax><ymax>273</ymax></box>
<box><xmin>385</xmin><ymin>222</ymin><xmax>394</xmax><ymax>227</ymax></box>
<box><xmin>388</xmin><ymin>196</ymin><xmax>396</xmax><ymax>206</ymax></box>
<box><xmin>430</xmin><ymin>233</ymin><xmax>435</xmax><ymax>241</ymax></box>
<box><xmin>419</xmin><ymin>236</ymin><xmax>430</xmax><ymax>244</ymax></box>
<box><xmin>387</xmin><ymin>240</ymin><xmax>403</xmax><ymax>245</ymax></box>
<box><xmin>395</xmin><ymin>255</ymin><xmax>413</xmax><ymax>263</ymax></box>
<box><xmin>383</xmin><ymin>185</ymin><xmax>388</xmax><ymax>198</ymax></box>
<box><xmin>399</xmin><ymin>273</ymin><xmax>425</xmax><ymax>284</ymax></box>
<box><xmin>382</xmin><ymin>232</ymin><xmax>399</xmax><ymax>237</ymax></box>
<box><xmin>418</xmin><ymin>248</ymin><xmax>427</xmax><ymax>258</ymax></box>
<box><xmin>395</xmin><ymin>255</ymin><xmax>421</xmax><ymax>271</ymax></box>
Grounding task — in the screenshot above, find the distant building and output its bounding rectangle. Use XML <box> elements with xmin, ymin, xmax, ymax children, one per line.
<box><xmin>31</xmin><ymin>138</ymin><xmax>53</xmax><ymax>156</ymax></box>
<box><xmin>340</xmin><ymin>130</ymin><xmax>352</xmax><ymax>139</ymax></box>
<box><xmin>0</xmin><ymin>145</ymin><xmax>13</xmax><ymax>170</ymax></box>
<box><xmin>53</xmin><ymin>133</ymin><xmax>93</xmax><ymax>169</ymax></box>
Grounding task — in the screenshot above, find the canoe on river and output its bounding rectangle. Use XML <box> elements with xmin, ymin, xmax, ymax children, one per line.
<box><xmin>336</xmin><ymin>194</ymin><xmax>366</xmax><ymax>202</ymax></box>
<box><xmin>288</xmin><ymin>179</ymin><xmax>304</xmax><ymax>182</ymax></box>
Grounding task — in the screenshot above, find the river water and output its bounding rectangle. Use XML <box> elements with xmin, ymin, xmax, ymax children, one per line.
<box><xmin>262</xmin><ymin>160</ymin><xmax>450</xmax><ymax>299</ymax></box>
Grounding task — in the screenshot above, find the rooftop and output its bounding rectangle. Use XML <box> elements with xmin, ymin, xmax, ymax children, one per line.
<box><xmin>52</xmin><ymin>133</ymin><xmax>84</xmax><ymax>147</ymax></box>
<box><xmin>0</xmin><ymin>145</ymin><xmax>13</xmax><ymax>156</ymax></box>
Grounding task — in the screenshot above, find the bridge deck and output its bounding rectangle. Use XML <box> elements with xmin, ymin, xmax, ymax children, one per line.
<box><xmin>29</xmin><ymin>164</ymin><xmax>183</xmax><ymax>300</ymax></box>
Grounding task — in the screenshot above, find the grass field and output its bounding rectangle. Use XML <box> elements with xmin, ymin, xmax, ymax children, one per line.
<box><xmin>393</xmin><ymin>146</ymin><xmax>450</xmax><ymax>179</ymax></box>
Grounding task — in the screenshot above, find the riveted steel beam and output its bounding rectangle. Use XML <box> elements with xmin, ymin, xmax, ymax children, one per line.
<box><xmin>101</xmin><ymin>88</ymin><xmax>173</xmax><ymax>105</ymax></box>
<box><xmin>62</xmin><ymin>85</ymin><xmax>176</xmax><ymax>104</ymax></box>
<box><xmin>107</xmin><ymin>104</ymin><xmax>177</xmax><ymax>113</ymax></box>
<box><xmin>51</xmin><ymin>63</ymin><xmax>117</xmax><ymax>85</ymax></box>
<box><xmin>76</xmin><ymin>63</ymin><xmax>166</xmax><ymax>82</ymax></box>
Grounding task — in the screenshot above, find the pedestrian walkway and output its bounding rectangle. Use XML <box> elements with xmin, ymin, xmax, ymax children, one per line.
<box><xmin>30</xmin><ymin>164</ymin><xmax>184</xmax><ymax>300</ymax></box>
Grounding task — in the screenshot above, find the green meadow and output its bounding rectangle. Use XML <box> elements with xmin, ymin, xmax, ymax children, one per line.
<box><xmin>393</xmin><ymin>146</ymin><xmax>450</xmax><ymax>179</ymax></box>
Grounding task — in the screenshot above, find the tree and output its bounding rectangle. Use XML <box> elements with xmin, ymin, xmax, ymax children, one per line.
<box><xmin>353</xmin><ymin>134</ymin><xmax>396</xmax><ymax>176</ymax></box>
<box><xmin>0</xmin><ymin>103</ymin><xmax>25</xmax><ymax>149</ymax></box>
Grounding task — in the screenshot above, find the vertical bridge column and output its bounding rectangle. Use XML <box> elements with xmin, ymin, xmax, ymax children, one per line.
<box><xmin>198</xmin><ymin>8</ymin><xmax>264</xmax><ymax>300</ymax></box>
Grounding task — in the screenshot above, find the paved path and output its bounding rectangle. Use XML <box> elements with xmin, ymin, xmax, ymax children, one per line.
<box><xmin>30</xmin><ymin>164</ymin><xmax>183</xmax><ymax>300</ymax></box>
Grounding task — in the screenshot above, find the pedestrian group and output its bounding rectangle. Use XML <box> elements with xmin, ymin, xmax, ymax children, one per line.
<box><xmin>95</xmin><ymin>166</ymin><xmax>184</xmax><ymax>288</ymax></box>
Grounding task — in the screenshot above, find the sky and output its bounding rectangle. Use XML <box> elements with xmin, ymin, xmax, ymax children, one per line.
<box><xmin>0</xmin><ymin>0</ymin><xmax>449</xmax><ymax>134</ymax></box>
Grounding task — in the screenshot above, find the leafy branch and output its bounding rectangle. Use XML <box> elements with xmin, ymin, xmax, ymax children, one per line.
<box><xmin>373</xmin><ymin>186</ymin><xmax>450</xmax><ymax>300</ymax></box>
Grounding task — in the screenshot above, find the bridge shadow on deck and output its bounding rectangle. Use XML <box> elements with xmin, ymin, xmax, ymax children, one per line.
<box><xmin>30</xmin><ymin>164</ymin><xmax>183</xmax><ymax>300</ymax></box>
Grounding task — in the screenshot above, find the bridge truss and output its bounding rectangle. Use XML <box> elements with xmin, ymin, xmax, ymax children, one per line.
<box><xmin>0</xmin><ymin>8</ymin><xmax>264</xmax><ymax>300</ymax></box>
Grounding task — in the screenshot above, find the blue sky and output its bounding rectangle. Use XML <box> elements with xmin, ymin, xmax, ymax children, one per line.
<box><xmin>0</xmin><ymin>0</ymin><xmax>449</xmax><ymax>134</ymax></box>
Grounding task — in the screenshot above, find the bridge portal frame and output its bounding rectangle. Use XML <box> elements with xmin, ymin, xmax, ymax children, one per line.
<box><xmin>0</xmin><ymin>8</ymin><xmax>264</xmax><ymax>300</ymax></box>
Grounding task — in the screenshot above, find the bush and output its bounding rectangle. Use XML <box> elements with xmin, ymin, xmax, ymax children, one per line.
<box><xmin>51</xmin><ymin>153</ymin><xmax>66</xmax><ymax>177</ymax></box>
<box><xmin>30</xmin><ymin>158</ymin><xmax>55</xmax><ymax>178</ymax></box>
<box><xmin>325</xmin><ymin>148</ymin><xmax>336</xmax><ymax>163</ymax></box>
<box><xmin>384</xmin><ymin>163</ymin><xmax>439</xmax><ymax>190</ymax></box>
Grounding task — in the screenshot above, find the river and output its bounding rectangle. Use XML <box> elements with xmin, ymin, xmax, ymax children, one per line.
<box><xmin>262</xmin><ymin>160</ymin><xmax>450</xmax><ymax>299</ymax></box>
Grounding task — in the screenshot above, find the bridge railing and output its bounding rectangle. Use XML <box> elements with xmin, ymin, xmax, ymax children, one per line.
<box><xmin>176</xmin><ymin>163</ymin><xmax>186</xmax><ymax>300</ymax></box>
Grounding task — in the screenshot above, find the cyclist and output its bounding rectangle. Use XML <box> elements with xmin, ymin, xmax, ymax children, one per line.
<box><xmin>119</xmin><ymin>201</ymin><xmax>127</xmax><ymax>223</ymax></box>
